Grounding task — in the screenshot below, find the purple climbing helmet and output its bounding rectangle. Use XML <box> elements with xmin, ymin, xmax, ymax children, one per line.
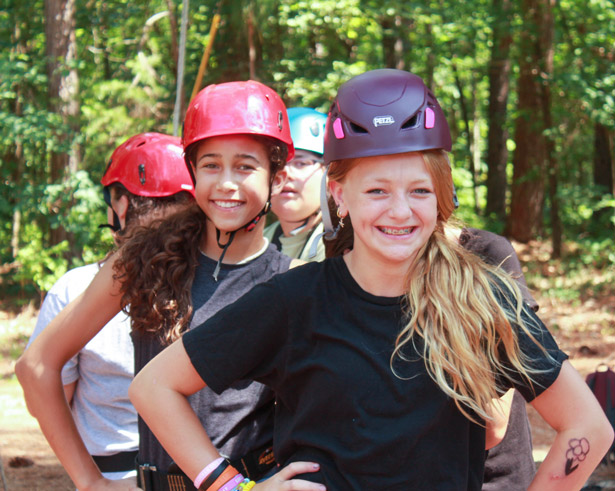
<box><xmin>323</xmin><ymin>69</ymin><xmax>452</xmax><ymax>164</ymax></box>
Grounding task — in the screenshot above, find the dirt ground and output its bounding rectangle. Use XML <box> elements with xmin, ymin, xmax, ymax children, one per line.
<box><xmin>1</xmin><ymin>240</ymin><xmax>614</xmax><ymax>489</ymax></box>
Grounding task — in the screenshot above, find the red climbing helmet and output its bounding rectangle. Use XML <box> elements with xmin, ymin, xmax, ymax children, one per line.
<box><xmin>323</xmin><ymin>69</ymin><xmax>452</xmax><ymax>164</ymax></box>
<box><xmin>182</xmin><ymin>80</ymin><xmax>295</xmax><ymax>165</ymax></box>
<box><xmin>101</xmin><ymin>132</ymin><xmax>195</xmax><ymax>197</ymax></box>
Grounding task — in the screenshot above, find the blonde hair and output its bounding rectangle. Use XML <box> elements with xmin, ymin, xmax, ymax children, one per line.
<box><xmin>327</xmin><ymin>150</ymin><xmax>549</xmax><ymax>423</ymax></box>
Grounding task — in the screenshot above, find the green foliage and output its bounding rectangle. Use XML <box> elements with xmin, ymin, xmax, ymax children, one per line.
<box><xmin>1</xmin><ymin>0</ymin><xmax>613</xmax><ymax>301</ymax></box>
<box><xmin>13</xmin><ymin>171</ymin><xmax>112</xmax><ymax>294</ymax></box>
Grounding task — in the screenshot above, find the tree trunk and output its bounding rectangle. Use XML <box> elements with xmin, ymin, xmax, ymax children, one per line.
<box><xmin>594</xmin><ymin>123</ymin><xmax>614</xmax><ymax>195</ymax></box>
<box><xmin>381</xmin><ymin>15</ymin><xmax>405</xmax><ymax>70</ymax></box>
<box><xmin>506</xmin><ymin>0</ymin><xmax>549</xmax><ymax>243</ymax></box>
<box><xmin>593</xmin><ymin>122</ymin><xmax>615</xmax><ymax>231</ymax></box>
<box><xmin>247</xmin><ymin>6</ymin><xmax>257</xmax><ymax>80</ymax></box>
<box><xmin>452</xmin><ymin>61</ymin><xmax>479</xmax><ymax>214</ymax></box>
<box><xmin>538</xmin><ymin>0</ymin><xmax>560</xmax><ymax>258</ymax></box>
<box><xmin>45</xmin><ymin>0</ymin><xmax>80</xmax><ymax>250</ymax></box>
<box><xmin>485</xmin><ymin>0</ymin><xmax>512</xmax><ymax>221</ymax></box>
<box><xmin>165</xmin><ymin>0</ymin><xmax>179</xmax><ymax>78</ymax></box>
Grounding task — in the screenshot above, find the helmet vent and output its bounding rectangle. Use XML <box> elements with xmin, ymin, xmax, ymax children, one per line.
<box><xmin>136</xmin><ymin>141</ymin><xmax>146</xmax><ymax>147</ymax></box>
<box><xmin>349</xmin><ymin>122</ymin><xmax>368</xmax><ymax>134</ymax></box>
<box><xmin>401</xmin><ymin>114</ymin><xmax>420</xmax><ymax>130</ymax></box>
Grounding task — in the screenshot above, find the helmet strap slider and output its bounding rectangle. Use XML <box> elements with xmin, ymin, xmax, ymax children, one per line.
<box><xmin>138</xmin><ymin>164</ymin><xmax>146</xmax><ymax>186</ymax></box>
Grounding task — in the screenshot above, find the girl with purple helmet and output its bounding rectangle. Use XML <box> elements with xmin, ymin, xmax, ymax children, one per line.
<box><xmin>129</xmin><ymin>70</ymin><xmax>612</xmax><ymax>490</ymax></box>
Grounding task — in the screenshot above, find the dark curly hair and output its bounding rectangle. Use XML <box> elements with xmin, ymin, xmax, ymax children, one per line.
<box><xmin>114</xmin><ymin>135</ymin><xmax>288</xmax><ymax>345</ymax></box>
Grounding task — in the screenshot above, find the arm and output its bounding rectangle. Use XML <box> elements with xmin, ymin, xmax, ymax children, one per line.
<box><xmin>485</xmin><ymin>389</ymin><xmax>515</xmax><ymax>450</ymax></box>
<box><xmin>528</xmin><ymin>360</ymin><xmax>614</xmax><ymax>490</ymax></box>
<box><xmin>129</xmin><ymin>339</ymin><xmax>324</xmax><ymax>490</ymax></box>
<box><xmin>15</xmin><ymin>257</ymin><xmax>136</xmax><ymax>491</ymax></box>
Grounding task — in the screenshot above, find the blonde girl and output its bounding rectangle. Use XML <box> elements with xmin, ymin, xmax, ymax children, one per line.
<box><xmin>128</xmin><ymin>70</ymin><xmax>613</xmax><ymax>490</ymax></box>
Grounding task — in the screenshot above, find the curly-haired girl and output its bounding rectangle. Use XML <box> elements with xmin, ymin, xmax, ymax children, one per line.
<box><xmin>17</xmin><ymin>82</ymin><xmax>320</xmax><ymax>491</ymax></box>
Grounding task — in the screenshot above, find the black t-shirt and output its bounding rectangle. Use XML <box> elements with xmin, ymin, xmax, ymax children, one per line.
<box><xmin>132</xmin><ymin>245</ymin><xmax>291</xmax><ymax>470</ymax></box>
<box><xmin>183</xmin><ymin>257</ymin><xmax>566</xmax><ymax>490</ymax></box>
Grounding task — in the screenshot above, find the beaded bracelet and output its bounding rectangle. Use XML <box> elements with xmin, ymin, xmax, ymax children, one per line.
<box><xmin>234</xmin><ymin>478</ymin><xmax>256</xmax><ymax>491</ymax></box>
<box><xmin>240</xmin><ymin>480</ymin><xmax>256</xmax><ymax>491</ymax></box>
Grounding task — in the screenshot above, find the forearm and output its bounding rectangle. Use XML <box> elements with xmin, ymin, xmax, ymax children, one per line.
<box><xmin>16</xmin><ymin>360</ymin><xmax>103</xmax><ymax>489</ymax></box>
<box><xmin>528</xmin><ymin>425</ymin><xmax>613</xmax><ymax>490</ymax></box>
<box><xmin>528</xmin><ymin>361</ymin><xmax>615</xmax><ymax>490</ymax></box>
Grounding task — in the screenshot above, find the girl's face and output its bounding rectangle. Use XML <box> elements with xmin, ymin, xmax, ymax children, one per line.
<box><xmin>329</xmin><ymin>152</ymin><xmax>438</xmax><ymax>269</ymax></box>
<box><xmin>271</xmin><ymin>149</ymin><xmax>325</xmax><ymax>223</ymax></box>
<box><xmin>193</xmin><ymin>134</ymin><xmax>277</xmax><ymax>233</ymax></box>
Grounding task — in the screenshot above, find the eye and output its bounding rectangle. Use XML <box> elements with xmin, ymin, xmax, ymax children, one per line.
<box><xmin>238</xmin><ymin>163</ymin><xmax>257</xmax><ymax>171</ymax></box>
<box><xmin>367</xmin><ymin>188</ymin><xmax>386</xmax><ymax>195</ymax></box>
<box><xmin>198</xmin><ymin>161</ymin><xmax>218</xmax><ymax>170</ymax></box>
<box><xmin>413</xmin><ymin>187</ymin><xmax>433</xmax><ymax>195</ymax></box>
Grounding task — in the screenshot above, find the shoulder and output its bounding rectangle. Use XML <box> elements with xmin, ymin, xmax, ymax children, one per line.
<box><xmin>459</xmin><ymin>227</ymin><xmax>513</xmax><ymax>252</ymax></box>
<box><xmin>47</xmin><ymin>263</ymin><xmax>100</xmax><ymax>297</ymax></box>
<box><xmin>260</xmin><ymin>243</ymin><xmax>292</xmax><ymax>272</ymax></box>
<box><xmin>459</xmin><ymin>228</ymin><xmax>518</xmax><ymax>265</ymax></box>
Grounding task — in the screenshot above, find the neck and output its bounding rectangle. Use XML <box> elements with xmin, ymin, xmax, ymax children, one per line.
<box><xmin>343</xmin><ymin>248</ymin><xmax>409</xmax><ymax>297</ymax></box>
<box><xmin>279</xmin><ymin>212</ymin><xmax>322</xmax><ymax>237</ymax></box>
<box><xmin>201</xmin><ymin>219</ymin><xmax>267</xmax><ymax>264</ymax></box>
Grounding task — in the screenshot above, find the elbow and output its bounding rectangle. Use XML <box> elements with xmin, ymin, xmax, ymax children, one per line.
<box><xmin>15</xmin><ymin>352</ymin><xmax>40</xmax><ymax>416</ymax></box>
<box><xmin>582</xmin><ymin>411</ymin><xmax>615</xmax><ymax>463</ymax></box>
<box><xmin>15</xmin><ymin>352</ymin><xmax>34</xmax><ymax>390</ymax></box>
<box><xmin>597</xmin><ymin>418</ymin><xmax>615</xmax><ymax>459</ymax></box>
<box><xmin>128</xmin><ymin>372</ymin><xmax>148</xmax><ymax>416</ymax></box>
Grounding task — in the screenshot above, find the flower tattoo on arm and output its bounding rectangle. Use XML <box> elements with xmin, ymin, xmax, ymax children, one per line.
<box><xmin>565</xmin><ymin>437</ymin><xmax>590</xmax><ymax>475</ymax></box>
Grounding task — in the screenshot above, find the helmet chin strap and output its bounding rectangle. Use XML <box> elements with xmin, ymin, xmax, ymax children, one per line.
<box><xmin>99</xmin><ymin>188</ymin><xmax>122</xmax><ymax>232</ymax></box>
<box><xmin>98</xmin><ymin>213</ymin><xmax>121</xmax><ymax>233</ymax></box>
<box><xmin>284</xmin><ymin>209</ymin><xmax>321</xmax><ymax>237</ymax></box>
<box><xmin>211</xmin><ymin>198</ymin><xmax>272</xmax><ymax>282</ymax></box>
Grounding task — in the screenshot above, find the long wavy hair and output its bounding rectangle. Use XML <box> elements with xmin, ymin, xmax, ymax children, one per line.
<box><xmin>326</xmin><ymin>150</ymin><xmax>549</xmax><ymax>423</ymax></box>
<box><xmin>114</xmin><ymin>135</ymin><xmax>288</xmax><ymax>345</ymax></box>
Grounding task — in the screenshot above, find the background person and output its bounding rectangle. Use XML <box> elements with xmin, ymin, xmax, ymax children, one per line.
<box><xmin>265</xmin><ymin>107</ymin><xmax>327</xmax><ymax>262</ymax></box>
<box><xmin>23</xmin><ymin>132</ymin><xmax>195</xmax><ymax>487</ymax></box>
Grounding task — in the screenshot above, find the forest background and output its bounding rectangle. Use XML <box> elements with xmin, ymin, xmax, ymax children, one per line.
<box><xmin>0</xmin><ymin>1</ymin><xmax>614</xmax><ymax>487</ymax></box>
<box><xmin>0</xmin><ymin>0</ymin><xmax>614</xmax><ymax>304</ymax></box>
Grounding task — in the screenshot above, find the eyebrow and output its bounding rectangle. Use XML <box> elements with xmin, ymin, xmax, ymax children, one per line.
<box><xmin>369</xmin><ymin>176</ymin><xmax>432</xmax><ymax>184</ymax></box>
<box><xmin>197</xmin><ymin>152</ymin><xmax>261</xmax><ymax>164</ymax></box>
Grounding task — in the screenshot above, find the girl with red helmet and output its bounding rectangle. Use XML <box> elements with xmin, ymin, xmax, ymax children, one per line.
<box><xmin>18</xmin><ymin>82</ymin><xmax>321</xmax><ymax>491</ymax></box>
<box><xmin>129</xmin><ymin>70</ymin><xmax>612</xmax><ymax>490</ymax></box>
<box><xmin>19</xmin><ymin>133</ymin><xmax>194</xmax><ymax>490</ymax></box>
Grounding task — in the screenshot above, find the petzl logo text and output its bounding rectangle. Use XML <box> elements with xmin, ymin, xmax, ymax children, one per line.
<box><xmin>373</xmin><ymin>115</ymin><xmax>395</xmax><ymax>127</ymax></box>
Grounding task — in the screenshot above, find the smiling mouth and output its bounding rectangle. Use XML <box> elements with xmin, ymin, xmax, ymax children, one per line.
<box><xmin>212</xmin><ymin>200</ymin><xmax>243</xmax><ymax>209</ymax></box>
<box><xmin>378</xmin><ymin>226</ymin><xmax>415</xmax><ymax>235</ymax></box>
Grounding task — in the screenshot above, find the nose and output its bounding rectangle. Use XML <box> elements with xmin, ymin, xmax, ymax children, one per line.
<box><xmin>216</xmin><ymin>169</ymin><xmax>238</xmax><ymax>192</ymax></box>
<box><xmin>388</xmin><ymin>192</ymin><xmax>412</xmax><ymax>220</ymax></box>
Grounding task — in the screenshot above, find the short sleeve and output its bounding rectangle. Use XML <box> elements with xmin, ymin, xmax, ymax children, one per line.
<box><xmin>497</xmin><ymin>301</ymin><xmax>568</xmax><ymax>402</ymax></box>
<box><xmin>29</xmin><ymin>289</ymin><xmax>80</xmax><ymax>385</ymax></box>
<box><xmin>182</xmin><ymin>277</ymin><xmax>290</xmax><ymax>394</ymax></box>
